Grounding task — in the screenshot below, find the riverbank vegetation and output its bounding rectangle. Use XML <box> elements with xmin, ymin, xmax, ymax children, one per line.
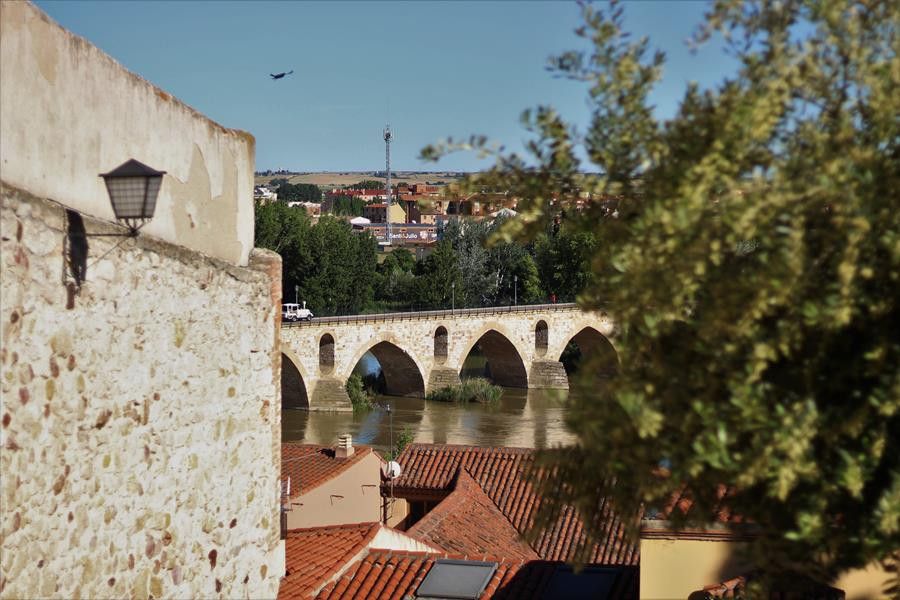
<box><xmin>426</xmin><ymin>378</ymin><xmax>502</xmax><ymax>404</ymax></box>
<box><xmin>345</xmin><ymin>374</ymin><xmax>375</xmax><ymax>411</ymax></box>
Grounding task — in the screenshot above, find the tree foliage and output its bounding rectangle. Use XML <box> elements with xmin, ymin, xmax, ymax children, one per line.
<box><xmin>276</xmin><ymin>182</ymin><xmax>322</xmax><ymax>202</ymax></box>
<box><xmin>421</xmin><ymin>0</ymin><xmax>900</xmax><ymax>584</ymax></box>
<box><xmin>329</xmin><ymin>194</ymin><xmax>366</xmax><ymax>216</ymax></box>
<box><xmin>347</xmin><ymin>179</ymin><xmax>385</xmax><ymax>190</ymax></box>
<box><xmin>255</xmin><ymin>203</ymin><xmax>377</xmax><ymax>316</ymax></box>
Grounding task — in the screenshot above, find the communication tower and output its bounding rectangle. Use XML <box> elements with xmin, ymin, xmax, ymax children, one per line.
<box><xmin>383</xmin><ymin>125</ymin><xmax>393</xmax><ymax>245</ymax></box>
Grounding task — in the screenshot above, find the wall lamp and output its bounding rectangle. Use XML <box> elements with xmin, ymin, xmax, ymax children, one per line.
<box><xmin>64</xmin><ymin>159</ymin><xmax>165</xmax><ymax>292</ymax></box>
<box><xmin>99</xmin><ymin>158</ymin><xmax>166</xmax><ymax>236</ymax></box>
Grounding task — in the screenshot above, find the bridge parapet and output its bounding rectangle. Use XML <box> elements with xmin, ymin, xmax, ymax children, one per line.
<box><xmin>284</xmin><ymin>303</ymin><xmax>582</xmax><ymax>327</ymax></box>
<box><xmin>280</xmin><ymin>303</ymin><xmax>616</xmax><ymax>411</ymax></box>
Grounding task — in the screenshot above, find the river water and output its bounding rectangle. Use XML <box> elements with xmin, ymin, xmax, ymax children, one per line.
<box><xmin>282</xmin><ymin>387</ymin><xmax>577</xmax><ymax>454</ymax></box>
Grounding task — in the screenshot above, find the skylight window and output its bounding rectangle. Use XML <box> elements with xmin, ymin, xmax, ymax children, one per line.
<box><xmin>416</xmin><ymin>559</ymin><xmax>498</xmax><ymax>600</ymax></box>
<box><xmin>542</xmin><ymin>566</ymin><xmax>622</xmax><ymax>600</ymax></box>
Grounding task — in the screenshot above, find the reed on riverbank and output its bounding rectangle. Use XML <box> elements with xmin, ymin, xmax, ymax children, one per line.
<box><xmin>426</xmin><ymin>377</ymin><xmax>502</xmax><ymax>404</ymax></box>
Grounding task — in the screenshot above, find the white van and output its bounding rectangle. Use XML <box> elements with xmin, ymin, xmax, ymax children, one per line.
<box><xmin>282</xmin><ymin>301</ymin><xmax>314</xmax><ymax>322</ymax></box>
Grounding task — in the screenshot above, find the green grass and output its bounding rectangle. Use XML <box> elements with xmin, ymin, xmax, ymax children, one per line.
<box><xmin>426</xmin><ymin>378</ymin><xmax>503</xmax><ymax>404</ymax></box>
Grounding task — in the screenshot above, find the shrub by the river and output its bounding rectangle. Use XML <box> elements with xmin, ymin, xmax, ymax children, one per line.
<box><xmin>385</xmin><ymin>426</ymin><xmax>415</xmax><ymax>462</ymax></box>
<box><xmin>426</xmin><ymin>378</ymin><xmax>502</xmax><ymax>404</ymax></box>
<box><xmin>346</xmin><ymin>374</ymin><xmax>375</xmax><ymax>410</ymax></box>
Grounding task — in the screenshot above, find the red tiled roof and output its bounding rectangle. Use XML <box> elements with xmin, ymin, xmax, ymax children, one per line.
<box><xmin>407</xmin><ymin>469</ymin><xmax>539</xmax><ymax>560</ymax></box>
<box><xmin>282</xmin><ymin>443</ymin><xmax>375</xmax><ymax>498</ymax></box>
<box><xmin>316</xmin><ymin>550</ymin><xmax>638</xmax><ymax>599</ymax></box>
<box><xmin>391</xmin><ymin>444</ymin><xmax>639</xmax><ymax>564</ymax></box>
<box><xmin>652</xmin><ymin>483</ymin><xmax>745</xmax><ymax>524</ymax></box>
<box><xmin>279</xmin><ymin>523</ymin><xmax>380</xmax><ymax>599</ymax></box>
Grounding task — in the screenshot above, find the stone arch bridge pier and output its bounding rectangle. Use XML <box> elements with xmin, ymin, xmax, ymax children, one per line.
<box><xmin>280</xmin><ymin>303</ymin><xmax>616</xmax><ymax>411</ymax></box>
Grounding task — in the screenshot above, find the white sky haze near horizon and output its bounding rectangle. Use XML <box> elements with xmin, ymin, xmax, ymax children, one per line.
<box><xmin>36</xmin><ymin>1</ymin><xmax>738</xmax><ymax>173</ymax></box>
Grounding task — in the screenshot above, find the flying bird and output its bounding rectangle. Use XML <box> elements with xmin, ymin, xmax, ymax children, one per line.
<box><xmin>270</xmin><ymin>70</ymin><xmax>294</xmax><ymax>80</ymax></box>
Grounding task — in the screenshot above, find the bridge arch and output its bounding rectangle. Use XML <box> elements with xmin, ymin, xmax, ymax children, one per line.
<box><xmin>558</xmin><ymin>326</ymin><xmax>619</xmax><ymax>380</ymax></box>
<box><xmin>460</xmin><ymin>324</ymin><xmax>528</xmax><ymax>388</ymax></box>
<box><xmin>281</xmin><ymin>349</ymin><xmax>310</xmax><ymax>409</ymax></box>
<box><xmin>343</xmin><ymin>336</ymin><xmax>426</xmax><ymax>398</ymax></box>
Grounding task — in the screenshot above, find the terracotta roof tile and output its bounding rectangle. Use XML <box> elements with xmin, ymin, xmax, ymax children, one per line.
<box><xmin>315</xmin><ymin>550</ymin><xmax>638</xmax><ymax>599</ymax></box>
<box><xmin>406</xmin><ymin>469</ymin><xmax>539</xmax><ymax>561</ymax></box>
<box><xmin>282</xmin><ymin>443</ymin><xmax>375</xmax><ymax>497</ymax></box>
<box><xmin>391</xmin><ymin>444</ymin><xmax>639</xmax><ymax>565</ymax></box>
<box><xmin>278</xmin><ymin>523</ymin><xmax>380</xmax><ymax>599</ymax></box>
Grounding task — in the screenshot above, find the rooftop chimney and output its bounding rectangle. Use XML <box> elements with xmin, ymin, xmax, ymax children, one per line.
<box><xmin>335</xmin><ymin>433</ymin><xmax>354</xmax><ymax>459</ymax></box>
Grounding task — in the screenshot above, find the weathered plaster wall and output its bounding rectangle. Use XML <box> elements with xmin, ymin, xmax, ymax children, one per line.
<box><xmin>280</xmin><ymin>306</ymin><xmax>616</xmax><ymax>410</ymax></box>
<box><xmin>0</xmin><ymin>186</ymin><xmax>283</xmax><ymax>599</ymax></box>
<box><xmin>639</xmin><ymin>538</ymin><xmax>753</xmax><ymax>600</ymax></box>
<box><xmin>0</xmin><ymin>1</ymin><xmax>255</xmax><ymax>266</ymax></box>
<box><xmin>285</xmin><ymin>452</ymin><xmax>383</xmax><ymax>529</ymax></box>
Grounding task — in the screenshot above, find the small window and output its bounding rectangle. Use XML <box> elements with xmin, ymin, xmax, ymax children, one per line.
<box><xmin>434</xmin><ymin>326</ymin><xmax>448</xmax><ymax>360</ymax></box>
<box><xmin>319</xmin><ymin>334</ymin><xmax>335</xmax><ymax>372</ymax></box>
<box><xmin>535</xmin><ymin>320</ymin><xmax>548</xmax><ymax>353</ymax></box>
<box><xmin>416</xmin><ymin>559</ymin><xmax>497</xmax><ymax>600</ymax></box>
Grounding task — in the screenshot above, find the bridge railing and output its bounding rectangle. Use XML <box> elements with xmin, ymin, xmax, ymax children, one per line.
<box><xmin>283</xmin><ymin>302</ymin><xmax>581</xmax><ymax>327</ymax></box>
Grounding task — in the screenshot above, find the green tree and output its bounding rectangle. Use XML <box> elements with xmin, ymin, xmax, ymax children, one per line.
<box><xmin>254</xmin><ymin>199</ymin><xmax>308</xmax><ymax>256</ymax></box>
<box><xmin>348</xmin><ymin>179</ymin><xmax>385</xmax><ymax>190</ymax></box>
<box><xmin>533</xmin><ymin>228</ymin><xmax>597</xmax><ymax>302</ymax></box>
<box><xmin>422</xmin><ymin>0</ymin><xmax>900</xmax><ymax>587</ymax></box>
<box><xmin>277</xmin><ymin>182</ymin><xmax>322</xmax><ymax>202</ymax></box>
<box><xmin>376</xmin><ymin>248</ymin><xmax>417</xmax><ymax>306</ymax></box>
<box><xmin>414</xmin><ymin>241</ymin><xmax>463</xmax><ymax>309</ymax></box>
<box><xmin>442</xmin><ymin>220</ymin><xmax>496</xmax><ymax>307</ymax></box>
<box><xmin>330</xmin><ymin>194</ymin><xmax>365</xmax><ymax>216</ymax></box>
<box><xmin>255</xmin><ymin>207</ymin><xmax>377</xmax><ymax>315</ymax></box>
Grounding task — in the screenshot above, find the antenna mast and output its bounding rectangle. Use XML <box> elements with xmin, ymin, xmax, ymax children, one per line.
<box><xmin>383</xmin><ymin>124</ymin><xmax>393</xmax><ymax>245</ymax></box>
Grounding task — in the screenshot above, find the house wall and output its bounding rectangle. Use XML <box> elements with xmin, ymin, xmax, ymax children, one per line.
<box><xmin>641</xmin><ymin>537</ymin><xmax>891</xmax><ymax>599</ymax></box>
<box><xmin>639</xmin><ymin>538</ymin><xmax>752</xmax><ymax>600</ymax></box>
<box><xmin>832</xmin><ymin>563</ymin><xmax>891</xmax><ymax>600</ymax></box>
<box><xmin>384</xmin><ymin>497</ymin><xmax>410</xmax><ymax>529</ymax></box>
<box><xmin>0</xmin><ymin>1</ymin><xmax>255</xmax><ymax>266</ymax></box>
<box><xmin>285</xmin><ymin>452</ymin><xmax>383</xmax><ymax>529</ymax></box>
<box><xmin>0</xmin><ymin>3</ymin><xmax>283</xmax><ymax>599</ymax></box>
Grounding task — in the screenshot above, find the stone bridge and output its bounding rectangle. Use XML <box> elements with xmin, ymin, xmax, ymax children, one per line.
<box><xmin>280</xmin><ymin>303</ymin><xmax>617</xmax><ymax>411</ymax></box>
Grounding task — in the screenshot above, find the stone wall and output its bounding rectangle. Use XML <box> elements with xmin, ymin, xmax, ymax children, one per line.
<box><xmin>0</xmin><ymin>185</ymin><xmax>283</xmax><ymax>599</ymax></box>
<box><xmin>0</xmin><ymin>1</ymin><xmax>255</xmax><ymax>266</ymax></box>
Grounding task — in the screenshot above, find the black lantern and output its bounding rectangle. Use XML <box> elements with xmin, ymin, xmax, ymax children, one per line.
<box><xmin>99</xmin><ymin>159</ymin><xmax>166</xmax><ymax>235</ymax></box>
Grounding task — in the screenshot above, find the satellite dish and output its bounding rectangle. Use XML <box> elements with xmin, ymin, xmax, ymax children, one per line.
<box><xmin>382</xmin><ymin>461</ymin><xmax>402</xmax><ymax>480</ymax></box>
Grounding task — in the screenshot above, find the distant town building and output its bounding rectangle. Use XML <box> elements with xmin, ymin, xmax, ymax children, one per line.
<box><xmin>363</xmin><ymin>202</ymin><xmax>407</xmax><ymax>224</ymax></box>
<box><xmin>286</xmin><ymin>201</ymin><xmax>322</xmax><ymax>220</ymax></box>
<box><xmin>254</xmin><ymin>185</ymin><xmax>278</xmax><ymax>202</ymax></box>
<box><xmin>352</xmin><ymin>223</ymin><xmax>439</xmax><ymax>247</ymax></box>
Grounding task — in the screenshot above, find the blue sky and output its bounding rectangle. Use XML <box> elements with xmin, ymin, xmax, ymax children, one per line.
<box><xmin>36</xmin><ymin>1</ymin><xmax>737</xmax><ymax>172</ymax></box>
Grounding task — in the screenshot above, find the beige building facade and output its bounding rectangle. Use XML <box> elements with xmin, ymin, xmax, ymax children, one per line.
<box><xmin>283</xmin><ymin>446</ymin><xmax>384</xmax><ymax>530</ymax></box>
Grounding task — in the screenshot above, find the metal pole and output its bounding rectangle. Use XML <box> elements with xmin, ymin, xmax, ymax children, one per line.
<box><xmin>384</xmin><ymin>125</ymin><xmax>392</xmax><ymax>246</ymax></box>
<box><xmin>514</xmin><ymin>275</ymin><xmax>517</xmax><ymax>306</ymax></box>
<box><xmin>451</xmin><ymin>282</ymin><xmax>455</xmax><ymax>314</ymax></box>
